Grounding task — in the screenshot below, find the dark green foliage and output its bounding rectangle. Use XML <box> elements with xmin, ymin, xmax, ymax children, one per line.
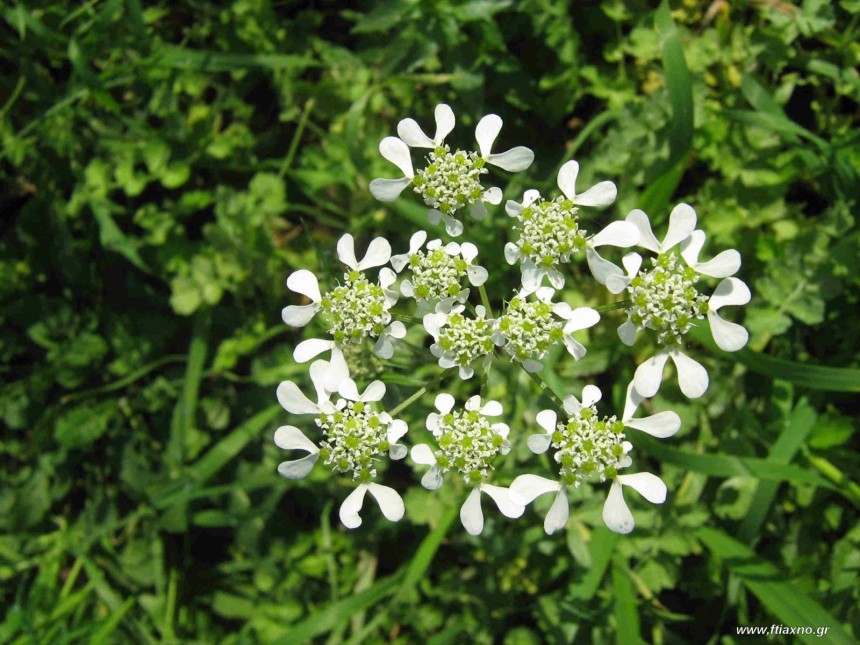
<box><xmin>1</xmin><ymin>0</ymin><xmax>858</xmax><ymax>643</ymax></box>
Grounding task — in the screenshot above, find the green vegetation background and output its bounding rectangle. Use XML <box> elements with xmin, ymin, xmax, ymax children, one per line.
<box><xmin>1</xmin><ymin>0</ymin><xmax>858</xmax><ymax>643</ymax></box>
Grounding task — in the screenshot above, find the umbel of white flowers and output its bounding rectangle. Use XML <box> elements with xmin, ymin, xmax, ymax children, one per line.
<box><xmin>275</xmin><ymin>103</ymin><xmax>750</xmax><ymax>534</ymax></box>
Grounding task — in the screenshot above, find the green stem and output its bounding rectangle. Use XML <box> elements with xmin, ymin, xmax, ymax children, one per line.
<box><xmin>61</xmin><ymin>354</ymin><xmax>186</xmax><ymax>404</ymax></box>
<box><xmin>478</xmin><ymin>284</ymin><xmax>494</xmax><ymax>318</ymax></box>
<box><xmin>595</xmin><ymin>299</ymin><xmax>631</xmax><ymax>313</ymax></box>
<box><xmin>518</xmin><ymin>361</ymin><xmax>565</xmax><ymax>410</ymax></box>
<box><xmin>803</xmin><ymin>449</ymin><xmax>860</xmax><ymax>506</ymax></box>
<box><xmin>394</xmin><ymin>313</ymin><xmax>424</xmax><ymax>325</ymax></box>
<box><xmin>278</xmin><ymin>98</ymin><xmax>315</xmax><ymax>179</ymax></box>
<box><xmin>389</xmin><ymin>367</ymin><xmax>456</xmax><ymax>417</ymax></box>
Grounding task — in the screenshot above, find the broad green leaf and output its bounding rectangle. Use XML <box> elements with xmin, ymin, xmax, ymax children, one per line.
<box><xmin>612</xmin><ymin>561</ymin><xmax>642</xmax><ymax>645</ymax></box>
<box><xmin>697</xmin><ymin>528</ymin><xmax>855</xmax><ymax>645</ymax></box>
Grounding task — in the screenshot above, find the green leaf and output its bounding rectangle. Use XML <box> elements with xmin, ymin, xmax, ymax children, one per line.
<box><xmin>736</xmin><ymin>398</ymin><xmax>817</xmax><ymax>543</ymax></box>
<box><xmin>654</xmin><ymin>1</ymin><xmax>693</xmax><ymax>160</ymax></box>
<box><xmin>90</xmin><ymin>199</ymin><xmax>150</xmax><ymax>273</ymax></box>
<box><xmin>697</xmin><ymin>528</ymin><xmax>855</xmax><ymax>645</ymax></box>
<box><xmin>55</xmin><ymin>400</ymin><xmax>116</xmax><ymax>449</ymax></box>
<box><xmin>273</xmin><ymin>572</ymin><xmax>403</xmax><ymax>644</ymax></box>
<box><xmin>634</xmin><ymin>434</ymin><xmax>841</xmax><ymax>493</ymax></box>
<box><xmin>612</xmin><ymin>560</ymin><xmax>642</xmax><ymax>645</ymax></box>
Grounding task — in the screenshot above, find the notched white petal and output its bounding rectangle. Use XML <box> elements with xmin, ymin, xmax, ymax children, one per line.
<box><xmin>602</xmin><ymin>480</ymin><xmax>634</xmax><ymax>534</ymax></box>
<box><xmin>669</xmin><ymin>349</ymin><xmax>709</xmax><ymax>399</ymax></box>
<box><xmin>475</xmin><ymin>114</ymin><xmax>502</xmax><ymax>159</ymax></box>
<box><xmin>277</xmin><ymin>452</ymin><xmax>319</xmax><ymax>479</ymax></box>
<box><xmin>282</xmin><ymin>303</ymin><xmax>319</xmax><ymax>327</ymax></box>
<box><xmin>481</xmin><ymin>483</ymin><xmax>525</xmax><ymax>518</ymax></box>
<box><xmin>544</xmin><ymin>489</ymin><xmax>570</xmax><ymax>535</ymax></box>
<box><xmin>575</xmin><ymin>181</ymin><xmax>617</xmax><ymax>208</ymax></box>
<box><xmin>633</xmin><ymin>350</ymin><xmax>670</xmax><ymax>398</ymax></box>
<box><xmin>339</xmin><ymin>484</ymin><xmax>369</xmax><ymax>529</ymax></box>
<box><xmin>486</xmin><ymin>147</ymin><xmax>534</xmax><ymax>172</ymax></box>
<box><xmin>379</xmin><ymin>136</ymin><xmax>414</xmax><ymax>177</ymax></box>
<box><xmin>397</xmin><ymin>118</ymin><xmax>434</xmax><ymax>148</ymax></box>
<box><xmin>369</xmin><ymin>177</ymin><xmax>412</xmax><ymax>201</ymax></box>
<box><xmin>662</xmin><ymin>203</ymin><xmax>697</xmax><ymax>252</ymax></box>
<box><xmin>527</xmin><ymin>432</ymin><xmax>553</xmax><ymax>455</ymax></box>
<box><xmin>617</xmin><ymin>472</ymin><xmax>667</xmax><ymax>504</ymax></box>
<box><xmin>286</xmin><ymin>269</ymin><xmax>322</xmax><ymax>302</ymax></box>
<box><xmin>460</xmin><ymin>486</ymin><xmax>484</xmax><ymax>535</ymax></box>
<box><xmin>367</xmin><ymin>483</ymin><xmax>405</xmax><ymax>522</ymax></box>
<box><xmin>509</xmin><ymin>474</ymin><xmax>560</xmax><ymax>506</ymax></box>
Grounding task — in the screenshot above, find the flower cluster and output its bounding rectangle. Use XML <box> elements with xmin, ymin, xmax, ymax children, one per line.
<box><xmin>275</xmin><ymin>104</ymin><xmax>750</xmax><ymax>536</ymax></box>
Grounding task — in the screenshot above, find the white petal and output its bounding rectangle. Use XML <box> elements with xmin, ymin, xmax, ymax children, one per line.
<box><xmin>621</xmin><ymin>381</ymin><xmax>644</xmax><ymax>421</ymax></box>
<box><xmin>309</xmin><ymin>358</ymin><xmax>336</xmax><ymax>404</ymax></box>
<box><xmin>709</xmin><ymin>277</ymin><xmax>752</xmax><ymax>310</ymax></box>
<box><xmin>617</xmin><ymin>319</ymin><xmax>637</xmax><ymax>346</ymax></box>
<box><xmin>603</xmin><ymin>480</ymin><xmax>635</xmax><ymax>534</ymax></box>
<box><xmin>324</xmin><ymin>348</ymin><xmax>350</xmax><ymax>393</ymax></box>
<box><xmin>581</xmin><ymin>384</ymin><xmax>602</xmax><ymax>408</ymax></box>
<box><xmin>274</xmin><ymin>425</ymin><xmax>318</xmax><ymax>452</ymax></box>
<box><xmin>373</xmin><ymin>335</ymin><xmax>393</xmax><ymax>360</ymax></box>
<box><xmin>605</xmin><ymin>274</ymin><xmax>632</xmax><ymax>295</ymax></box>
<box><xmin>434</xmin><ymin>103</ymin><xmax>456</xmax><ymax>143</ymax></box>
<box><xmin>277</xmin><ymin>452</ymin><xmax>320</xmax><ymax>479</ymax></box>
<box><xmin>467</xmin><ymin>265</ymin><xmax>488</xmax><ymax>287</ymax></box>
<box><xmin>562</xmin><ymin>394</ymin><xmax>581</xmax><ymax>416</ymax></box>
<box><xmin>509</xmin><ymin>474</ymin><xmax>560</xmax><ymax>505</ymax></box>
<box><xmin>276</xmin><ymin>381</ymin><xmax>319</xmax><ymax>414</ymax></box>
<box><xmin>379</xmin><ymin>267</ymin><xmax>397</xmax><ymax>290</ymax></box>
<box><xmin>535</xmin><ymin>409</ymin><xmax>557</xmax><ymax>434</ymax></box>
<box><xmin>369</xmin><ymin>177</ymin><xmax>412</xmax><ymax>201</ymax></box>
<box><xmin>618</xmin><ymin>472</ymin><xmax>667</xmax><ymax>504</ymax></box>
<box><xmin>622</xmin><ymin>252</ymin><xmax>643</xmax><ymax>277</ymax></box>
<box><xmin>590</xmin><ymin>221</ymin><xmax>639</xmax><ymax>248</ymax></box>
<box><xmin>339</xmin><ymin>484</ymin><xmax>368</xmax><ymax>529</ymax></box>
<box><xmin>475</xmin><ymin>113</ymin><xmax>502</xmax><ymax>158</ymax></box>
<box><xmin>286</xmin><ymin>269</ymin><xmax>322</xmax><ymax>302</ymax></box>
<box><xmin>585</xmin><ymin>247</ymin><xmax>623</xmax><ymax>285</ymax></box>
<box><xmin>421</xmin><ymin>465</ymin><xmax>443</xmax><ymax>490</ymax></box>
<box><xmin>281</xmin><ymin>303</ymin><xmax>319</xmax><ymax>327</ymax></box>
<box><xmin>662</xmin><ymin>203</ymin><xmax>697</xmax><ymax>252</ymax></box>
<box><xmin>708</xmin><ymin>310</ymin><xmax>749</xmax><ymax>352</ymax></box>
<box><xmin>389</xmin><ymin>444</ymin><xmax>407</xmax><ymax>460</ymax></box>
<box><xmin>379</xmin><ymin>136</ymin><xmax>414</xmax><ymax>177</ymax></box>
<box><xmin>563</xmin><ymin>307</ymin><xmax>600</xmax><ymax>332</ymax></box>
<box><xmin>527</xmin><ymin>432</ymin><xmax>553</xmax><ymax>454</ymax></box>
<box><xmin>482</xmin><ymin>186</ymin><xmax>502</xmax><ymax>205</ymax></box>
<box><xmin>505</xmin><ymin>199</ymin><xmax>524</xmax><ymax>217</ymax></box>
<box><xmin>294</xmin><ymin>338</ymin><xmax>334</xmax><ymax>363</ymax></box>
<box><xmin>427</xmin><ymin>209</ymin><xmax>442</xmax><ymax>226</ymax></box>
<box><xmin>521</xmin><ymin>261</ymin><xmax>543</xmax><ymax>292</ymax></box>
<box><xmin>361</xmin><ymin>380</ymin><xmax>386</xmax><ymax>402</ymax></box>
<box><xmin>575</xmin><ymin>181</ymin><xmax>617</xmax><ymax>207</ymax></box>
<box><xmin>387</xmin><ymin>320</ymin><xmax>407</xmax><ymax>339</ymax></box>
<box><xmin>411</xmin><ymin>443</ymin><xmax>437</xmax><ymax>466</ymax></box>
<box><xmin>367</xmin><ymin>483</ymin><xmax>405</xmax><ymax>522</ymax></box>
<box><xmin>562</xmin><ymin>336</ymin><xmax>587</xmax><ymax>361</ymax></box>
<box><xmin>556</xmin><ymin>160</ymin><xmax>579</xmax><ymax>201</ymax></box>
<box><xmin>396</xmin><ymin>118</ymin><xmax>434</xmax><ymax>148</ymax></box>
<box><xmin>680</xmin><ymin>229</ymin><xmax>705</xmax><ymax>267</ymax></box>
<box><xmin>459</xmin><ymin>366</ymin><xmax>475</xmax><ymax>380</ymax></box>
<box><xmin>625</xmin><ymin>411</ymin><xmax>681</xmax><ymax>438</ymax></box>
<box><xmin>480</xmin><ymin>400</ymin><xmax>503</xmax><ymax>417</ymax></box>
<box><xmin>423</xmin><ymin>312</ymin><xmax>443</xmax><ymax>339</ymax></box>
<box><xmin>444</xmin><ymin>214</ymin><xmax>464</xmax><ymax>237</ymax></box>
<box><xmin>338</xmin><ymin>378</ymin><xmax>361</xmax><ymax>401</ymax></box>
<box><xmin>481</xmin><ymin>483</ymin><xmax>525</xmax><ymax>518</ymax></box>
<box><xmin>696</xmin><ymin>250</ymin><xmax>741</xmax><ymax>278</ymax></box>
<box><xmin>460</xmin><ymin>242</ymin><xmax>478</xmax><ymax>262</ymax></box>
<box><xmin>357</xmin><ymin>237</ymin><xmax>392</xmax><ymax>271</ymax></box>
<box><xmin>485</xmin><ymin>147</ymin><xmax>534</xmax><ymax>172</ymax></box>
<box><xmin>410</xmin><ymin>230</ymin><xmax>428</xmax><ymax>252</ymax></box>
<box><xmin>464</xmin><ymin>394</ymin><xmax>483</xmax><ymax>412</ymax></box>
<box><xmin>470</xmin><ymin>199</ymin><xmax>487</xmax><ymax>221</ymax></box>
<box><xmin>633</xmin><ymin>350</ymin><xmax>670</xmax><ymax>398</ymax></box>
<box><xmin>669</xmin><ymin>348</ymin><xmax>709</xmax><ymax>399</ymax></box>
<box><xmin>626</xmin><ymin>209</ymin><xmax>660</xmax><ymax>253</ymax></box>
<box><xmin>460</xmin><ymin>486</ymin><xmax>484</xmax><ymax>535</ymax></box>
<box><xmin>435</xmin><ymin>392</ymin><xmax>456</xmax><ymax>414</ymax></box>
<box><xmin>387</xmin><ymin>418</ymin><xmax>408</xmax><ymax>443</ymax></box>
<box><xmin>547</xmin><ymin>269</ymin><xmax>564</xmax><ymax>289</ymax></box>
<box><xmin>336</xmin><ymin>233</ymin><xmax>358</xmax><ymax>269</ymax></box>
<box><xmin>544</xmin><ymin>488</ymin><xmax>570</xmax><ymax>535</ymax></box>
<box><xmin>400</xmin><ymin>280</ymin><xmax>414</xmax><ymax>297</ymax></box>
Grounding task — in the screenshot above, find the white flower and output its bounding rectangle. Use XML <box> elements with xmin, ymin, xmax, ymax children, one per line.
<box><xmin>423</xmin><ymin>304</ymin><xmax>495</xmax><ymax>379</ymax></box>
<box><xmin>274</xmin><ymin>373</ymin><xmax>409</xmax><ymax>529</ymax></box>
<box><xmin>504</xmin><ymin>161</ymin><xmax>638</xmax><ymax>290</ymax></box>
<box><xmin>390</xmin><ymin>230</ymin><xmax>488</xmax><ymax>307</ymax></box>
<box><xmin>588</xmin><ymin>203</ymin><xmax>696</xmax><ymax>288</ymax></box>
<box><xmin>411</xmin><ymin>394</ymin><xmax>522</xmax><ymax>535</ymax></box>
<box><xmin>282</xmin><ymin>233</ymin><xmax>406</xmax><ymax>362</ymax></box>
<box><xmin>511</xmin><ymin>384</ymin><xmax>674</xmax><ymax>534</ymax></box>
<box><xmin>370</xmin><ymin>104</ymin><xmax>534</xmax><ymax>236</ymax></box>
<box><xmin>493</xmin><ymin>287</ymin><xmax>599</xmax><ymax>371</ymax></box>
<box><xmin>276</xmin><ymin>354</ymin><xmax>348</xmax><ymax>416</ymax></box>
<box><xmin>599</xmin><ymin>210</ymin><xmax>750</xmax><ymax>399</ymax></box>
